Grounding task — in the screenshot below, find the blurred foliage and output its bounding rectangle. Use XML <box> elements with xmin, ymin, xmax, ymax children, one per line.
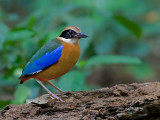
<box><xmin>0</xmin><ymin>0</ymin><xmax>160</xmax><ymax>109</ymax></box>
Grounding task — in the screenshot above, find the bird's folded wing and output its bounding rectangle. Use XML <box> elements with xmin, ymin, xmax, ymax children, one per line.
<box><xmin>22</xmin><ymin>39</ymin><xmax>63</xmax><ymax>75</ymax></box>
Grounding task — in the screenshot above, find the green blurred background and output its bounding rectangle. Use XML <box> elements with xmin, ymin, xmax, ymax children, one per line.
<box><xmin>0</xmin><ymin>0</ymin><xmax>160</xmax><ymax>109</ymax></box>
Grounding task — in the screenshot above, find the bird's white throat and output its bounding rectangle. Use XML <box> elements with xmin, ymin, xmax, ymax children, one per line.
<box><xmin>57</xmin><ymin>37</ymin><xmax>79</xmax><ymax>44</ymax></box>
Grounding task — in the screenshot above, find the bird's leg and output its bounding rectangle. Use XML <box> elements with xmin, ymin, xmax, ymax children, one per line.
<box><xmin>45</xmin><ymin>81</ymin><xmax>64</xmax><ymax>93</ymax></box>
<box><xmin>36</xmin><ymin>80</ymin><xmax>64</xmax><ymax>102</ymax></box>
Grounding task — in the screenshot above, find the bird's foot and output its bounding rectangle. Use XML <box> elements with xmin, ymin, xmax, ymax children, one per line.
<box><xmin>36</xmin><ymin>80</ymin><xmax>65</xmax><ymax>102</ymax></box>
<box><xmin>54</xmin><ymin>93</ymin><xmax>61</xmax><ymax>96</ymax></box>
<box><xmin>48</xmin><ymin>93</ymin><xmax>65</xmax><ymax>102</ymax></box>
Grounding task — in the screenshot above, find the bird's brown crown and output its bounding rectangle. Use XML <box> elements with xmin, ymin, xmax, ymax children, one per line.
<box><xmin>63</xmin><ymin>26</ymin><xmax>81</xmax><ymax>33</ymax></box>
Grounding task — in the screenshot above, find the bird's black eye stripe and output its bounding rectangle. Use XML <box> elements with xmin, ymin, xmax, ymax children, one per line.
<box><xmin>59</xmin><ymin>29</ymin><xmax>77</xmax><ymax>39</ymax></box>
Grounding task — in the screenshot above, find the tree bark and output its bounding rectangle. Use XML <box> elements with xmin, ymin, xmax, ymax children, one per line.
<box><xmin>1</xmin><ymin>82</ymin><xmax>160</xmax><ymax>120</ymax></box>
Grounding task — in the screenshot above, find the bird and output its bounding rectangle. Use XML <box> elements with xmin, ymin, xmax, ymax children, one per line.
<box><xmin>18</xmin><ymin>26</ymin><xmax>88</xmax><ymax>102</ymax></box>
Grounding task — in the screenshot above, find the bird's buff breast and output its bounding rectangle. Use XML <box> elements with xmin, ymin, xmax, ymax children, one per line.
<box><xmin>34</xmin><ymin>42</ymin><xmax>80</xmax><ymax>81</ymax></box>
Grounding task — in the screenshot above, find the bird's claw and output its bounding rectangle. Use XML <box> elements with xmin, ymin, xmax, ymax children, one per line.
<box><xmin>49</xmin><ymin>94</ymin><xmax>65</xmax><ymax>102</ymax></box>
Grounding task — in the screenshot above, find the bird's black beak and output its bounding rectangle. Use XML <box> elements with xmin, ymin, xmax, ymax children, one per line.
<box><xmin>74</xmin><ymin>32</ymin><xmax>88</xmax><ymax>38</ymax></box>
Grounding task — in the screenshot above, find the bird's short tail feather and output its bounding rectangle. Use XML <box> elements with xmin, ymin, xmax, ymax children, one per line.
<box><xmin>18</xmin><ymin>75</ymin><xmax>33</xmax><ymax>84</ymax></box>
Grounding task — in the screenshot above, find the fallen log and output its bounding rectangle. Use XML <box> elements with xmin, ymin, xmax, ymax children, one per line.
<box><xmin>0</xmin><ymin>82</ymin><xmax>160</xmax><ymax>120</ymax></box>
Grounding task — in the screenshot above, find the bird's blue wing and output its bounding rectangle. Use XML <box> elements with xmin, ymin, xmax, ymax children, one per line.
<box><xmin>22</xmin><ymin>39</ymin><xmax>63</xmax><ymax>75</ymax></box>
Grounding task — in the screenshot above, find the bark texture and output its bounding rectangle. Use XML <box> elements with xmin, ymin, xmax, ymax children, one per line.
<box><xmin>0</xmin><ymin>82</ymin><xmax>160</xmax><ymax>120</ymax></box>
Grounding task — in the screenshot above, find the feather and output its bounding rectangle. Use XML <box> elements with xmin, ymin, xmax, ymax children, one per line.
<box><xmin>21</xmin><ymin>38</ymin><xmax>63</xmax><ymax>76</ymax></box>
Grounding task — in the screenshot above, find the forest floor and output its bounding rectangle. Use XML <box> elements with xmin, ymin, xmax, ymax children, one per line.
<box><xmin>0</xmin><ymin>82</ymin><xmax>160</xmax><ymax>120</ymax></box>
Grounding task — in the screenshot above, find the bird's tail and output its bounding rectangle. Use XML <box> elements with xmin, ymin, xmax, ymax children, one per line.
<box><xmin>18</xmin><ymin>75</ymin><xmax>33</xmax><ymax>84</ymax></box>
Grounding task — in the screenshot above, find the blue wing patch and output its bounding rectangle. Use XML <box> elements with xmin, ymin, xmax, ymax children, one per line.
<box><xmin>22</xmin><ymin>45</ymin><xmax>63</xmax><ymax>75</ymax></box>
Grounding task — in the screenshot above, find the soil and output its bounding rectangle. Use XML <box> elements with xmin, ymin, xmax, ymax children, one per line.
<box><xmin>0</xmin><ymin>82</ymin><xmax>160</xmax><ymax>120</ymax></box>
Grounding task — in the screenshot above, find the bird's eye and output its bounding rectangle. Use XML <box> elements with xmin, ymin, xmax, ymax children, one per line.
<box><xmin>65</xmin><ymin>32</ymin><xmax>70</xmax><ymax>39</ymax></box>
<box><xmin>69</xmin><ymin>31</ymin><xmax>74</xmax><ymax>37</ymax></box>
<box><xmin>59</xmin><ymin>29</ymin><xmax>76</xmax><ymax>39</ymax></box>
